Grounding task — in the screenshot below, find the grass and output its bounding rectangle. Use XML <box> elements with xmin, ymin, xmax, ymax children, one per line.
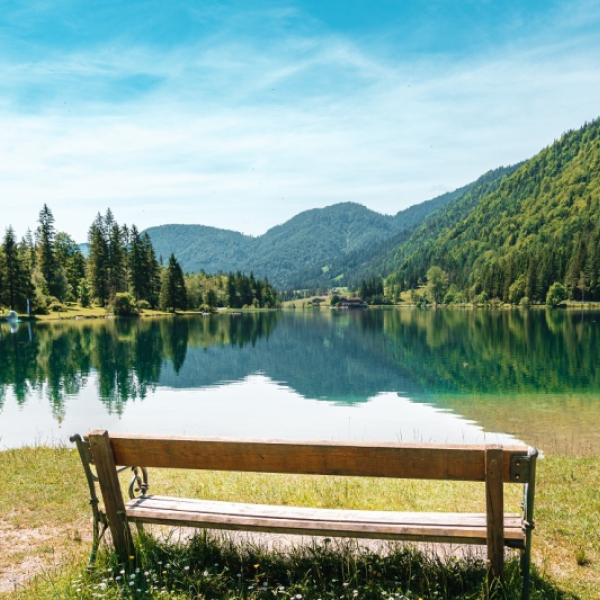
<box><xmin>0</xmin><ymin>448</ymin><xmax>598</xmax><ymax>599</ymax></box>
<box><xmin>29</xmin><ymin>304</ymin><xmax>173</xmax><ymax>321</ymax></box>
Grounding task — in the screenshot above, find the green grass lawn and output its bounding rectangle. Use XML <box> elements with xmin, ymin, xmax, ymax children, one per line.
<box><xmin>0</xmin><ymin>447</ymin><xmax>598</xmax><ymax>599</ymax></box>
<box><xmin>29</xmin><ymin>304</ymin><xmax>174</xmax><ymax>321</ymax></box>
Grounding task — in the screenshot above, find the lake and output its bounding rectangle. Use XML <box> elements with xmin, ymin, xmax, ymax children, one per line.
<box><xmin>1</xmin><ymin>308</ymin><xmax>599</xmax><ymax>455</ymax></box>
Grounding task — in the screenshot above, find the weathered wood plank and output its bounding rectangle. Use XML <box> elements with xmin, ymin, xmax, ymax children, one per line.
<box><xmin>127</xmin><ymin>495</ymin><xmax>523</xmax><ymax>533</ymax></box>
<box><xmin>103</xmin><ymin>433</ymin><xmax>528</xmax><ymax>482</ymax></box>
<box><xmin>88</xmin><ymin>430</ymin><xmax>134</xmax><ymax>560</ymax></box>
<box><xmin>123</xmin><ymin>496</ymin><xmax>524</xmax><ymax>545</ymax></box>
<box><xmin>486</xmin><ymin>446</ymin><xmax>505</xmax><ymax>582</ymax></box>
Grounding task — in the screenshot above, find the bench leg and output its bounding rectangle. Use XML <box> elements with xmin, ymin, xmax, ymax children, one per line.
<box><xmin>485</xmin><ymin>446</ymin><xmax>504</xmax><ymax>583</ymax></box>
<box><xmin>520</xmin><ymin>449</ymin><xmax>538</xmax><ymax>600</ymax></box>
<box><xmin>90</xmin><ymin>519</ymin><xmax>109</xmax><ymax>566</ymax></box>
<box><xmin>88</xmin><ymin>430</ymin><xmax>135</xmax><ymax>561</ymax></box>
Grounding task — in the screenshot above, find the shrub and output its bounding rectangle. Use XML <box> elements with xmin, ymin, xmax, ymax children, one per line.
<box><xmin>137</xmin><ymin>299</ymin><xmax>151</xmax><ymax>310</ymax></box>
<box><xmin>112</xmin><ymin>293</ymin><xmax>139</xmax><ymax>316</ymax></box>
<box><xmin>546</xmin><ymin>282</ymin><xmax>568</xmax><ymax>307</ymax></box>
<box><xmin>49</xmin><ymin>302</ymin><xmax>65</xmax><ymax>312</ymax></box>
<box><xmin>78</xmin><ymin>278</ymin><xmax>91</xmax><ymax>308</ymax></box>
<box><xmin>519</xmin><ymin>296</ymin><xmax>530</xmax><ymax>307</ymax></box>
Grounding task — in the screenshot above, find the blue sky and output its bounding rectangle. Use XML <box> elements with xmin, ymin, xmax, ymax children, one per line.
<box><xmin>1</xmin><ymin>0</ymin><xmax>600</xmax><ymax>241</ymax></box>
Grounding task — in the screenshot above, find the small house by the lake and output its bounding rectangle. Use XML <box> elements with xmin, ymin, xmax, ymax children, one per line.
<box><xmin>338</xmin><ymin>297</ymin><xmax>367</xmax><ymax>308</ymax></box>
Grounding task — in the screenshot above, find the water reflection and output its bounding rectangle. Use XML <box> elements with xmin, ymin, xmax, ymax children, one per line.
<box><xmin>1</xmin><ymin>309</ymin><xmax>599</xmax><ymax>453</ymax></box>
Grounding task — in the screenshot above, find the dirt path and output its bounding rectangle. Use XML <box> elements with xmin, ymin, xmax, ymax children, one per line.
<box><xmin>0</xmin><ymin>518</ymin><xmax>90</xmax><ymax>594</ymax></box>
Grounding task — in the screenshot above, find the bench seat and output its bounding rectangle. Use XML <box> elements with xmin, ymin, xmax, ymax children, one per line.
<box><xmin>125</xmin><ymin>495</ymin><xmax>526</xmax><ymax>547</ymax></box>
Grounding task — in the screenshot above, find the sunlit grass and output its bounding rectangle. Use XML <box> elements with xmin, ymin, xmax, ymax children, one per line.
<box><xmin>29</xmin><ymin>304</ymin><xmax>173</xmax><ymax>321</ymax></box>
<box><xmin>1</xmin><ymin>448</ymin><xmax>598</xmax><ymax>598</ymax></box>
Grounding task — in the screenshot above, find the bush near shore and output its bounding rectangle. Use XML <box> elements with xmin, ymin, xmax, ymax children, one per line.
<box><xmin>0</xmin><ymin>447</ymin><xmax>598</xmax><ymax>599</ymax></box>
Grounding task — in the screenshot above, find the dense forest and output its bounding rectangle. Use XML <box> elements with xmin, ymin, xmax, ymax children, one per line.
<box><xmin>144</xmin><ymin>203</ymin><xmax>402</xmax><ymax>288</ymax></box>
<box><xmin>285</xmin><ymin>164</ymin><xmax>520</xmax><ymax>293</ymax></box>
<box><xmin>144</xmin><ymin>193</ymin><xmax>486</xmax><ymax>290</ymax></box>
<box><xmin>383</xmin><ymin>118</ymin><xmax>600</xmax><ymax>303</ymax></box>
<box><xmin>0</xmin><ymin>206</ymin><xmax>278</xmax><ymax>315</ymax></box>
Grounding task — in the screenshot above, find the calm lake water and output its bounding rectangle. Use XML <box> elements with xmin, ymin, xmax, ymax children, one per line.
<box><xmin>1</xmin><ymin>309</ymin><xmax>599</xmax><ymax>454</ymax></box>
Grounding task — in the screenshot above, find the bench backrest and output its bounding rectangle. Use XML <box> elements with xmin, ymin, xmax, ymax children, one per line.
<box><xmin>87</xmin><ymin>430</ymin><xmax>531</xmax><ymax>483</ymax></box>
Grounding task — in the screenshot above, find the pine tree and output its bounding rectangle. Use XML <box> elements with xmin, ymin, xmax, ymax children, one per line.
<box><xmin>88</xmin><ymin>213</ymin><xmax>110</xmax><ymax>306</ymax></box>
<box><xmin>37</xmin><ymin>204</ymin><xmax>59</xmax><ymax>298</ymax></box>
<box><xmin>159</xmin><ymin>254</ymin><xmax>187</xmax><ymax>312</ymax></box>
<box><xmin>142</xmin><ymin>233</ymin><xmax>161</xmax><ymax>306</ymax></box>
<box><xmin>1</xmin><ymin>227</ymin><xmax>32</xmax><ymax>311</ymax></box>
<box><xmin>128</xmin><ymin>226</ymin><xmax>146</xmax><ymax>300</ymax></box>
<box><xmin>108</xmin><ymin>221</ymin><xmax>127</xmax><ymax>297</ymax></box>
<box><xmin>226</xmin><ymin>273</ymin><xmax>238</xmax><ymax>308</ymax></box>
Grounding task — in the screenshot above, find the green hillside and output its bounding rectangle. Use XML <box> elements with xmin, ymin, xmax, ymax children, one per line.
<box><xmin>387</xmin><ymin>118</ymin><xmax>600</xmax><ymax>303</ymax></box>
<box><xmin>142</xmin><ymin>224</ymin><xmax>254</xmax><ymax>274</ymax></box>
<box><xmin>290</xmin><ymin>164</ymin><xmax>519</xmax><ymax>290</ymax></box>
<box><xmin>145</xmin><ymin>203</ymin><xmax>403</xmax><ymax>286</ymax></box>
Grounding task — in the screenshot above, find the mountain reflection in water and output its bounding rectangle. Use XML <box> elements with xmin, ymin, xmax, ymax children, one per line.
<box><xmin>1</xmin><ymin>309</ymin><xmax>599</xmax><ymax>454</ymax></box>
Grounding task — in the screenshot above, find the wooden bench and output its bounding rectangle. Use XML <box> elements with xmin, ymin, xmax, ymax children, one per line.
<box><xmin>71</xmin><ymin>431</ymin><xmax>538</xmax><ymax>599</ymax></box>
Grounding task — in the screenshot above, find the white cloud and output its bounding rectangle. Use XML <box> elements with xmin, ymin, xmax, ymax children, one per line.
<box><xmin>1</xmin><ymin>12</ymin><xmax>600</xmax><ymax>241</ymax></box>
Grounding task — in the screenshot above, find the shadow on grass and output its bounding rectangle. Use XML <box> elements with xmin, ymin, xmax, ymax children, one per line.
<box><xmin>64</xmin><ymin>532</ymin><xmax>577</xmax><ymax>600</ymax></box>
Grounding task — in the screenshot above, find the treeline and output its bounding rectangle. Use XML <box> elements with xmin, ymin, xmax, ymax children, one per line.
<box><xmin>0</xmin><ymin>205</ymin><xmax>279</xmax><ymax>314</ymax></box>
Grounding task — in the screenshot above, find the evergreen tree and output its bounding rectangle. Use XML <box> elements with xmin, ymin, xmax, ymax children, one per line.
<box><xmin>128</xmin><ymin>226</ymin><xmax>146</xmax><ymax>300</ymax></box>
<box><xmin>55</xmin><ymin>232</ymin><xmax>86</xmax><ymax>301</ymax></box>
<box><xmin>108</xmin><ymin>221</ymin><xmax>127</xmax><ymax>297</ymax></box>
<box><xmin>226</xmin><ymin>273</ymin><xmax>238</xmax><ymax>308</ymax></box>
<box><xmin>22</xmin><ymin>228</ymin><xmax>37</xmax><ymax>272</ymax></box>
<box><xmin>88</xmin><ymin>213</ymin><xmax>110</xmax><ymax>305</ymax></box>
<box><xmin>159</xmin><ymin>254</ymin><xmax>187</xmax><ymax>312</ymax></box>
<box><xmin>37</xmin><ymin>204</ymin><xmax>59</xmax><ymax>298</ymax></box>
<box><xmin>1</xmin><ymin>227</ymin><xmax>32</xmax><ymax>311</ymax></box>
<box><xmin>143</xmin><ymin>233</ymin><xmax>161</xmax><ymax>307</ymax></box>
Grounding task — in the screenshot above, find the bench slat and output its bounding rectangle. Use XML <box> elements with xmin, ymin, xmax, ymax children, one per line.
<box><xmin>124</xmin><ymin>496</ymin><xmax>525</xmax><ymax>546</ymax></box>
<box><xmin>100</xmin><ymin>433</ymin><xmax>528</xmax><ymax>482</ymax></box>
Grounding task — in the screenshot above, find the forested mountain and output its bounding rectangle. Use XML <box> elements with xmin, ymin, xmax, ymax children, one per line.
<box><xmin>140</xmin><ymin>224</ymin><xmax>253</xmax><ymax>273</ymax></box>
<box><xmin>145</xmin><ymin>203</ymin><xmax>403</xmax><ymax>287</ymax></box>
<box><xmin>385</xmin><ymin>118</ymin><xmax>600</xmax><ymax>302</ymax></box>
<box><xmin>288</xmin><ymin>164</ymin><xmax>519</xmax><ymax>290</ymax></box>
<box><xmin>249</xmin><ymin>203</ymin><xmax>398</xmax><ymax>286</ymax></box>
<box><xmin>144</xmin><ymin>187</ymin><xmax>496</xmax><ymax>289</ymax></box>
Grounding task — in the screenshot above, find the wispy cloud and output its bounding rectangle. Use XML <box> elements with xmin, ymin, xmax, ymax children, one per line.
<box><xmin>1</xmin><ymin>2</ymin><xmax>600</xmax><ymax>240</ymax></box>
